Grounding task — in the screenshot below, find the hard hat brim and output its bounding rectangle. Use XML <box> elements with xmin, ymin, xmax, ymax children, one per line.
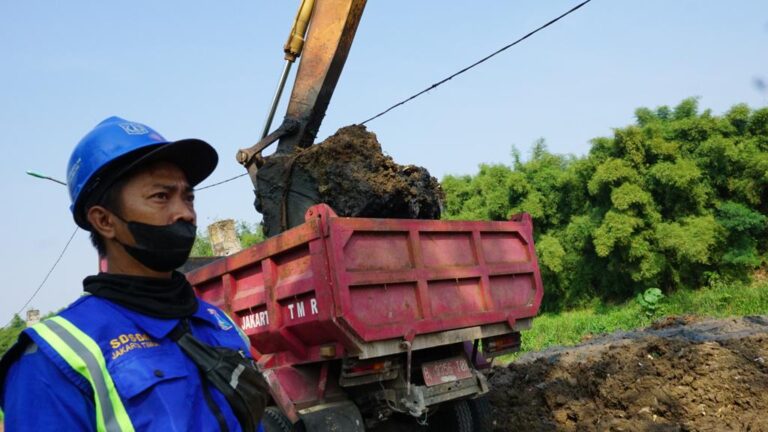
<box><xmin>75</xmin><ymin>138</ymin><xmax>218</xmax><ymax>229</ymax></box>
<box><xmin>110</xmin><ymin>138</ymin><xmax>218</xmax><ymax>189</ymax></box>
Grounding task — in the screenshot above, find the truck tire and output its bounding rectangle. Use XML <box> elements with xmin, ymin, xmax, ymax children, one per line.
<box><xmin>297</xmin><ymin>401</ymin><xmax>365</xmax><ymax>431</ymax></box>
<box><xmin>262</xmin><ymin>407</ymin><xmax>293</xmax><ymax>432</ymax></box>
<box><xmin>429</xmin><ymin>400</ymin><xmax>473</xmax><ymax>432</ymax></box>
<box><xmin>468</xmin><ymin>396</ymin><xmax>493</xmax><ymax>432</ymax></box>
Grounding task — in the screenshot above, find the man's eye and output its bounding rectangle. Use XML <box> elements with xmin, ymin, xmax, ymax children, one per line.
<box><xmin>152</xmin><ymin>192</ymin><xmax>169</xmax><ymax>200</ymax></box>
<box><xmin>187</xmin><ymin>194</ymin><xmax>195</xmax><ymax>203</ymax></box>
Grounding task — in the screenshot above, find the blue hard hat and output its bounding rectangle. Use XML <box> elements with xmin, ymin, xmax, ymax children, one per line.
<box><xmin>67</xmin><ymin>116</ymin><xmax>218</xmax><ymax>229</ymax></box>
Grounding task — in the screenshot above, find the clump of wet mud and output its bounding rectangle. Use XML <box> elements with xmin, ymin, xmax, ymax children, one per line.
<box><xmin>487</xmin><ymin>316</ymin><xmax>768</xmax><ymax>431</ymax></box>
<box><xmin>297</xmin><ymin>125</ymin><xmax>443</xmax><ymax>219</ymax></box>
<box><xmin>256</xmin><ymin>125</ymin><xmax>443</xmax><ymax>236</ymax></box>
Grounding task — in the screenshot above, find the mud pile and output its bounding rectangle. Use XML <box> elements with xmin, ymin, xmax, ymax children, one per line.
<box><xmin>487</xmin><ymin>316</ymin><xmax>768</xmax><ymax>431</ymax></box>
<box><xmin>296</xmin><ymin>125</ymin><xmax>443</xmax><ymax>219</ymax></box>
<box><xmin>256</xmin><ymin>125</ymin><xmax>443</xmax><ymax>236</ymax></box>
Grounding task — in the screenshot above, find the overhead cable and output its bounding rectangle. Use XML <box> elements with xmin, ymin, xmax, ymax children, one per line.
<box><xmin>359</xmin><ymin>0</ymin><xmax>593</xmax><ymax>125</ymax></box>
<box><xmin>196</xmin><ymin>173</ymin><xmax>249</xmax><ymax>190</ymax></box>
<box><xmin>202</xmin><ymin>1</ymin><xmax>594</xmax><ymax>189</ymax></box>
<box><xmin>3</xmin><ymin>226</ymin><xmax>78</xmax><ymax>328</ymax></box>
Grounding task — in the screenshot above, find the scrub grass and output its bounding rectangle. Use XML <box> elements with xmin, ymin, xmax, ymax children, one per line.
<box><xmin>499</xmin><ymin>279</ymin><xmax>768</xmax><ymax>364</ymax></box>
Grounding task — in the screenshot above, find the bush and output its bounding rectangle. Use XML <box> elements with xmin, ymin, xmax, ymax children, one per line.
<box><xmin>443</xmin><ymin>99</ymin><xmax>768</xmax><ymax>310</ymax></box>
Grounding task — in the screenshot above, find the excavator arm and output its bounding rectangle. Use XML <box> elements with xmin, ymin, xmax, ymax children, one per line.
<box><xmin>278</xmin><ymin>0</ymin><xmax>367</xmax><ymax>153</ymax></box>
<box><xmin>237</xmin><ymin>0</ymin><xmax>367</xmax><ymax>236</ymax></box>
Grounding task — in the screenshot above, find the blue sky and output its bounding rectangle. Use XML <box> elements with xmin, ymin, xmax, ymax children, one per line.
<box><xmin>1</xmin><ymin>1</ymin><xmax>766</xmax><ymax>325</ymax></box>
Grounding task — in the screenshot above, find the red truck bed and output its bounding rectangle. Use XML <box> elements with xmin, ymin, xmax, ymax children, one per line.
<box><xmin>186</xmin><ymin>204</ymin><xmax>543</xmax><ymax>368</ymax></box>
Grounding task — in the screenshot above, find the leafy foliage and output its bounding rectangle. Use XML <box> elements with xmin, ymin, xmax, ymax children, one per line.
<box><xmin>191</xmin><ymin>220</ymin><xmax>265</xmax><ymax>257</ymax></box>
<box><xmin>0</xmin><ymin>310</ymin><xmax>59</xmax><ymax>358</ymax></box>
<box><xmin>236</xmin><ymin>221</ymin><xmax>265</xmax><ymax>248</ymax></box>
<box><xmin>443</xmin><ymin>99</ymin><xmax>768</xmax><ymax>310</ymax></box>
<box><xmin>0</xmin><ymin>314</ymin><xmax>25</xmax><ymax>358</ymax></box>
<box><xmin>636</xmin><ymin>288</ymin><xmax>665</xmax><ymax>316</ymax></box>
<box><xmin>191</xmin><ymin>232</ymin><xmax>213</xmax><ymax>257</ymax></box>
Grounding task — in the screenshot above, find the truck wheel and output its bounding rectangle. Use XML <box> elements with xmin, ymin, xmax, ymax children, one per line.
<box><xmin>262</xmin><ymin>407</ymin><xmax>293</xmax><ymax>432</ymax></box>
<box><xmin>297</xmin><ymin>401</ymin><xmax>365</xmax><ymax>432</ymax></box>
<box><xmin>468</xmin><ymin>396</ymin><xmax>493</xmax><ymax>432</ymax></box>
<box><xmin>428</xmin><ymin>400</ymin><xmax>473</xmax><ymax>432</ymax></box>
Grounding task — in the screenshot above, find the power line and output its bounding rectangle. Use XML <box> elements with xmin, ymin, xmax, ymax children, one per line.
<box><xmin>23</xmin><ymin>3</ymin><xmax>592</xmax><ymax>197</ymax></box>
<box><xmin>4</xmin><ymin>169</ymin><xmax>249</xmax><ymax>328</ymax></box>
<box><xmin>359</xmin><ymin>0</ymin><xmax>593</xmax><ymax>125</ymax></box>
<box><xmin>4</xmin><ymin>226</ymin><xmax>78</xmax><ymax>328</ymax></box>
<box><xmin>24</xmin><ymin>167</ymin><xmax>250</xmax><ymax>192</ymax></box>
<box><xmin>198</xmin><ymin>170</ymin><xmax>320</xmax><ymax>202</ymax></box>
<box><xmin>196</xmin><ymin>173</ymin><xmax>248</xmax><ymax>190</ymax></box>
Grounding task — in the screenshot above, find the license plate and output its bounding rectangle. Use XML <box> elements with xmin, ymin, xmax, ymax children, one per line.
<box><xmin>422</xmin><ymin>356</ymin><xmax>473</xmax><ymax>387</ymax></box>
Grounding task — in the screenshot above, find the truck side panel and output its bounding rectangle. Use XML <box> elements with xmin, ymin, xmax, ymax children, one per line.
<box><xmin>186</xmin><ymin>205</ymin><xmax>543</xmax><ymax>367</ymax></box>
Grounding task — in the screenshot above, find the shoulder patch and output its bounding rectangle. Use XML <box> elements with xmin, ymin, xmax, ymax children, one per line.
<box><xmin>207</xmin><ymin>308</ymin><xmax>233</xmax><ymax>331</ymax></box>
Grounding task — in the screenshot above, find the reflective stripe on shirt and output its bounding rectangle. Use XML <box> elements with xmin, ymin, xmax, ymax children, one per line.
<box><xmin>30</xmin><ymin>316</ymin><xmax>135</xmax><ymax>432</ymax></box>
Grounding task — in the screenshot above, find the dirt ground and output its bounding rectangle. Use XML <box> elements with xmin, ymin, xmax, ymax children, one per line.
<box><xmin>487</xmin><ymin>315</ymin><xmax>768</xmax><ymax>431</ymax></box>
<box><xmin>373</xmin><ymin>316</ymin><xmax>768</xmax><ymax>432</ymax></box>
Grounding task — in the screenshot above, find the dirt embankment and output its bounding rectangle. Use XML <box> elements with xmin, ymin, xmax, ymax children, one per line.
<box><xmin>488</xmin><ymin>316</ymin><xmax>768</xmax><ymax>431</ymax></box>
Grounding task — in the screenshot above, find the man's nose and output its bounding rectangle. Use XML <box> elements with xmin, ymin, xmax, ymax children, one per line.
<box><xmin>171</xmin><ymin>197</ymin><xmax>196</xmax><ymax>225</ymax></box>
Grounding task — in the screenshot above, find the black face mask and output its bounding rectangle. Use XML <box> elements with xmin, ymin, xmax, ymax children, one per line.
<box><xmin>115</xmin><ymin>217</ymin><xmax>197</xmax><ymax>272</ymax></box>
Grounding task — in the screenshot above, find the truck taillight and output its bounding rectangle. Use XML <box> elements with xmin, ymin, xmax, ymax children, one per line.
<box><xmin>347</xmin><ymin>360</ymin><xmax>390</xmax><ymax>376</ymax></box>
<box><xmin>482</xmin><ymin>332</ymin><xmax>521</xmax><ymax>357</ymax></box>
<box><xmin>340</xmin><ymin>358</ymin><xmax>399</xmax><ymax>387</ymax></box>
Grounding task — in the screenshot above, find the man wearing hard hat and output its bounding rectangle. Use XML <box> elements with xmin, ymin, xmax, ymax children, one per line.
<box><xmin>0</xmin><ymin>117</ymin><xmax>267</xmax><ymax>431</ymax></box>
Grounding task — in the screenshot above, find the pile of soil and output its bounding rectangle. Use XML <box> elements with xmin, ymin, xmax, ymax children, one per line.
<box><xmin>487</xmin><ymin>316</ymin><xmax>768</xmax><ymax>431</ymax></box>
<box><xmin>256</xmin><ymin>125</ymin><xmax>443</xmax><ymax>236</ymax></box>
<box><xmin>297</xmin><ymin>125</ymin><xmax>443</xmax><ymax>219</ymax></box>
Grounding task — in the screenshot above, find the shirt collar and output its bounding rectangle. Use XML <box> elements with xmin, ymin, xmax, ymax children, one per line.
<box><xmin>103</xmin><ymin>298</ymin><xmax>227</xmax><ymax>339</ymax></box>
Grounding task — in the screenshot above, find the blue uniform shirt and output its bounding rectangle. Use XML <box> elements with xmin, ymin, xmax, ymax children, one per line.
<box><xmin>0</xmin><ymin>294</ymin><xmax>264</xmax><ymax>432</ymax></box>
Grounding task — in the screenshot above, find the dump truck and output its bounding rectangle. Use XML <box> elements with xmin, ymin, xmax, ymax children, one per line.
<box><xmin>184</xmin><ymin>1</ymin><xmax>545</xmax><ymax>429</ymax></box>
<box><xmin>185</xmin><ymin>204</ymin><xmax>543</xmax><ymax>430</ymax></box>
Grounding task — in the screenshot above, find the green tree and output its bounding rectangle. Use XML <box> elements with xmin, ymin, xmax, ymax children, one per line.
<box><xmin>443</xmin><ymin>99</ymin><xmax>768</xmax><ymax>310</ymax></box>
<box><xmin>236</xmin><ymin>221</ymin><xmax>265</xmax><ymax>248</ymax></box>
<box><xmin>716</xmin><ymin>201</ymin><xmax>767</xmax><ymax>271</ymax></box>
<box><xmin>0</xmin><ymin>314</ymin><xmax>26</xmax><ymax>358</ymax></box>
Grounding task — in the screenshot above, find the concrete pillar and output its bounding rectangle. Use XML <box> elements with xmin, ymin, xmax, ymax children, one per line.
<box><xmin>26</xmin><ymin>309</ymin><xmax>40</xmax><ymax>327</ymax></box>
<box><xmin>208</xmin><ymin>219</ymin><xmax>242</xmax><ymax>256</ymax></box>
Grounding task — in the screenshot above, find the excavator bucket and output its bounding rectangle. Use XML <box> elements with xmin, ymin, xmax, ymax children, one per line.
<box><xmin>239</xmin><ymin>0</ymin><xmax>368</xmax><ymax>236</ymax></box>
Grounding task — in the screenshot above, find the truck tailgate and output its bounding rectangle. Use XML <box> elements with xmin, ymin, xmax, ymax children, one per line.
<box><xmin>187</xmin><ymin>205</ymin><xmax>543</xmax><ymax>366</ymax></box>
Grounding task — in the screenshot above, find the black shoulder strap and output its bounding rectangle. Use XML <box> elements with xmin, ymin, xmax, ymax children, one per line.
<box><xmin>169</xmin><ymin>319</ymin><xmax>230</xmax><ymax>431</ymax></box>
<box><xmin>199</xmin><ymin>368</ymin><xmax>231</xmax><ymax>432</ymax></box>
<box><xmin>167</xmin><ymin>319</ymin><xmax>265</xmax><ymax>432</ymax></box>
<box><xmin>170</xmin><ymin>321</ymin><xmax>223</xmax><ymax>372</ymax></box>
<box><xmin>168</xmin><ymin>319</ymin><xmax>190</xmax><ymax>342</ymax></box>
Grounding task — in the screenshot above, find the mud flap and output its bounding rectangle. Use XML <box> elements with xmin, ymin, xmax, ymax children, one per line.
<box><xmin>297</xmin><ymin>401</ymin><xmax>365</xmax><ymax>432</ymax></box>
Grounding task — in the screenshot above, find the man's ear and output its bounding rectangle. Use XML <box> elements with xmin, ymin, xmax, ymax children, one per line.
<box><xmin>87</xmin><ymin>205</ymin><xmax>118</xmax><ymax>240</ymax></box>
